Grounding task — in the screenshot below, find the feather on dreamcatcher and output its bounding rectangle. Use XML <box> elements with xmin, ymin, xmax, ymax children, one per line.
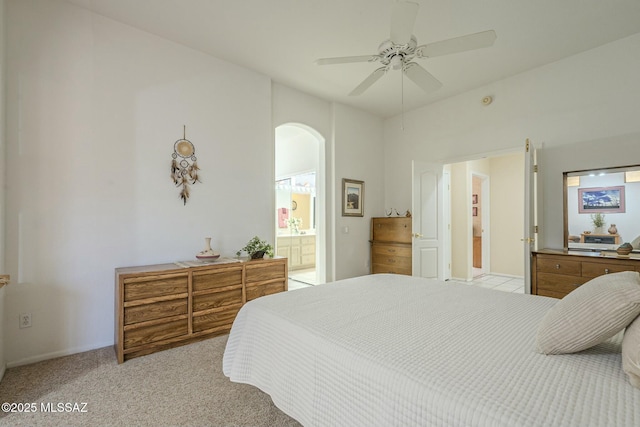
<box><xmin>171</xmin><ymin>126</ymin><xmax>200</xmax><ymax>205</ymax></box>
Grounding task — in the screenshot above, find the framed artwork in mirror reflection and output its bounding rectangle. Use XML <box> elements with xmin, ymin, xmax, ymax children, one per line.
<box><xmin>578</xmin><ymin>186</ymin><xmax>625</xmax><ymax>214</ymax></box>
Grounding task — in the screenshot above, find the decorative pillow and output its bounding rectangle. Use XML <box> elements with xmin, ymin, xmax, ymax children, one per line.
<box><xmin>536</xmin><ymin>271</ymin><xmax>640</xmax><ymax>355</ymax></box>
<box><xmin>622</xmin><ymin>314</ymin><xmax>640</xmax><ymax>389</ymax></box>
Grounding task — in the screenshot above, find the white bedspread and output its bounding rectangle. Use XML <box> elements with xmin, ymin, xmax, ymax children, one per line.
<box><xmin>223</xmin><ymin>274</ymin><xmax>640</xmax><ymax>426</ymax></box>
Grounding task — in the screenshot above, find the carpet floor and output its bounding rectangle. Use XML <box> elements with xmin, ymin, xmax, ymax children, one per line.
<box><xmin>0</xmin><ymin>335</ymin><xmax>301</xmax><ymax>426</ymax></box>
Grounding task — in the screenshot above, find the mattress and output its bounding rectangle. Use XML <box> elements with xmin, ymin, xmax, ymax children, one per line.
<box><xmin>223</xmin><ymin>274</ymin><xmax>640</xmax><ymax>426</ymax></box>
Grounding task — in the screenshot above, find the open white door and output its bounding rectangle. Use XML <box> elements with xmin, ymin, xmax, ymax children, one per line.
<box><xmin>524</xmin><ymin>139</ymin><xmax>538</xmax><ymax>294</ymax></box>
<box><xmin>412</xmin><ymin>161</ymin><xmax>444</xmax><ymax>280</ymax></box>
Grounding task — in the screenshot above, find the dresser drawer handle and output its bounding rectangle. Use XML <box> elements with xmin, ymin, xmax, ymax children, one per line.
<box><xmin>604</xmin><ymin>268</ymin><xmax>610</xmax><ymax>274</ymax></box>
<box><xmin>388</xmin><ymin>259</ymin><xmax>396</xmax><ymax>263</ymax></box>
<box><xmin>387</xmin><ymin>249</ymin><xmax>396</xmax><ymax>253</ymax></box>
<box><xmin>555</xmin><ymin>264</ymin><xmax>560</xmax><ymax>269</ymax></box>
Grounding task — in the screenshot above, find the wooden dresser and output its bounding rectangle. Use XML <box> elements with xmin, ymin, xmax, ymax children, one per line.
<box><xmin>532</xmin><ymin>249</ymin><xmax>640</xmax><ymax>299</ymax></box>
<box><xmin>370</xmin><ymin>217</ymin><xmax>412</xmax><ymax>275</ymax></box>
<box><xmin>115</xmin><ymin>257</ymin><xmax>287</xmax><ymax>363</ymax></box>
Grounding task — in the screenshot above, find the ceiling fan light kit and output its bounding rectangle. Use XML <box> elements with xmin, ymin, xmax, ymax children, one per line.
<box><xmin>315</xmin><ymin>0</ymin><xmax>497</xmax><ymax>97</ymax></box>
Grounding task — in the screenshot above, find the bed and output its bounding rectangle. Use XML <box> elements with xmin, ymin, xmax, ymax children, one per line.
<box><xmin>223</xmin><ymin>274</ymin><xmax>640</xmax><ymax>426</ymax></box>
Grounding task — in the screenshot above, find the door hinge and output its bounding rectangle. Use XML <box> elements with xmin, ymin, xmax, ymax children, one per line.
<box><xmin>533</xmin><ymin>164</ymin><xmax>538</xmax><ymax>173</ymax></box>
<box><xmin>525</xmin><ymin>138</ymin><xmax>530</xmax><ymax>152</ymax></box>
<box><xmin>534</xmin><ymin>225</ymin><xmax>538</xmax><ymax>233</ymax></box>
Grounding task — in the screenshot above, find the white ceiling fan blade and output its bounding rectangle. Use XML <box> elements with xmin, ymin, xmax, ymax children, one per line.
<box><xmin>349</xmin><ymin>67</ymin><xmax>387</xmax><ymax>96</ymax></box>
<box><xmin>390</xmin><ymin>1</ymin><xmax>419</xmax><ymax>45</ymax></box>
<box><xmin>315</xmin><ymin>55</ymin><xmax>380</xmax><ymax>65</ymax></box>
<box><xmin>403</xmin><ymin>63</ymin><xmax>442</xmax><ymax>93</ymax></box>
<box><xmin>417</xmin><ymin>30</ymin><xmax>497</xmax><ymax>58</ymax></box>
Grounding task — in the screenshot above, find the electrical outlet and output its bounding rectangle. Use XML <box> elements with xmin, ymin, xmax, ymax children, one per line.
<box><xmin>19</xmin><ymin>313</ymin><xmax>32</xmax><ymax>329</ymax></box>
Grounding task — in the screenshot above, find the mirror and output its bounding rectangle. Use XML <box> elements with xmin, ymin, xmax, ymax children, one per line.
<box><xmin>275</xmin><ymin>172</ymin><xmax>316</xmax><ymax>235</ymax></box>
<box><xmin>564</xmin><ymin>164</ymin><xmax>640</xmax><ymax>251</ymax></box>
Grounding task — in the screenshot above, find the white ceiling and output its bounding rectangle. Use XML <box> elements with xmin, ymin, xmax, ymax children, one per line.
<box><xmin>65</xmin><ymin>0</ymin><xmax>640</xmax><ymax>118</ymax></box>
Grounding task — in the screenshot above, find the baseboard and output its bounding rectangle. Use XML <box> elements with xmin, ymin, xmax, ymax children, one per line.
<box><xmin>487</xmin><ymin>272</ymin><xmax>525</xmax><ymax>279</ymax></box>
<box><xmin>450</xmin><ymin>273</ymin><xmax>525</xmax><ymax>282</ymax></box>
<box><xmin>6</xmin><ymin>340</ymin><xmax>114</xmax><ymax>368</ymax></box>
<box><xmin>0</xmin><ymin>362</ymin><xmax>6</xmax><ymax>382</ymax></box>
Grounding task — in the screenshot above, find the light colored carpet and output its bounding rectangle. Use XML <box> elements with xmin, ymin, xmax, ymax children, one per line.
<box><xmin>0</xmin><ymin>335</ymin><xmax>301</xmax><ymax>426</ymax></box>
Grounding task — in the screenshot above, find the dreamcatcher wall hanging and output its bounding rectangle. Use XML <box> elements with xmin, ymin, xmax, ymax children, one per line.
<box><xmin>171</xmin><ymin>125</ymin><xmax>200</xmax><ymax>205</ymax></box>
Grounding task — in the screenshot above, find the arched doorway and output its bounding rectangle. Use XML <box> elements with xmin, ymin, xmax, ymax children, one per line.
<box><xmin>275</xmin><ymin>123</ymin><xmax>326</xmax><ymax>287</ymax></box>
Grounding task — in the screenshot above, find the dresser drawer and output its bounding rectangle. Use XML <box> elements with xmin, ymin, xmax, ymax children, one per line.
<box><xmin>192</xmin><ymin>268</ymin><xmax>242</xmax><ymax>292</ymax></box>
<box><xmin>246</xmin><ymin>281</ymin><xmax>286</xmax><ymax>301</ymax></box>
<box><xmin>192</xmin><ymin>288</ymin><xmax>242</xmax><ymax>312</ymax></box>
<box><xmin>536</xmin><ymin>272</ymin><xmax>587</xmax><ymax>296</ymax></box>
<box><xmin>246</xmin><ymin>262</ymin><xmax>285</xmax><ymax>283</ymax></box>
<box><xmin>124</xmin><ymin>273</ymin><xmax>188</xmax><ymax>302</ymax></box>
<box><xmin>124</xmin><ymin>298</ymin><xmax>187</xmax><ymax>325</ymax></box>
<box><xmin>536</xmin><ymin>288</ymin><xmax>571</xmax><ymax>299</ymax></box>
<box><xmin>371</xmin><ymin>263</ymin><xmax>411</xmax><ymax>275</ymax></box>
<box><xmin>372</xmin><ymin>253</ymin><xmax>411</xmax><ymax>269</ymax></box>
<box><xmin>536</xmin><ymin>257</ymin><xmax>581</xmax><ymax>276</ymax></box>
<box><xmin>581</xmin><ymin>262</ymin><xmax>634</xmax><ymax>278</ymax></box>
<box><xmin>192</xmin><ymin>305</ymin><xmax>241</xmax><ymax>333</ymax></box>
<box><xmin>124</xmin><ymin>318</ymin><xmax>188</xmax><ymax>349</ymax></box>
<box><xmin>372</xmin><ymin>218</ymin><xmax>411</xmax><ymax>243</ymax></box>
<box><xmin>372</xmin><ymin>244</ymin><xmax>411</xmax><ymax>258</ymax></box>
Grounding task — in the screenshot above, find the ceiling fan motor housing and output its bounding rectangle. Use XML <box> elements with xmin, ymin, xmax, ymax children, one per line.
<box><xmin>378</xmin><ymin>35</ymin><xmax>417</xmax><ymax>69</ymax></box>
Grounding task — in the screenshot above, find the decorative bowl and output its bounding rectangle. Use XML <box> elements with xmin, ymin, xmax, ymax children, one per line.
<box><xmin>196</xmin><ymin>253</ymin><xmax>221</xmax><ymax>261</ymax></box>
<box><xmin>616</xmin><ymin>243</ymin><xmax>633</xmax><ymax>256</ymax></box>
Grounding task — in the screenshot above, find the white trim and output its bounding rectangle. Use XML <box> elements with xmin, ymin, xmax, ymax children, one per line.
<box><xmin>6</xmin><ymin>340</ymin><xmax>113</xmax><ymax>368</ymax></box>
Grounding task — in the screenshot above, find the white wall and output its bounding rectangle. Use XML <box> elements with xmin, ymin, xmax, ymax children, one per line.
<box><xmin>489</xmin><ymin>153</ymin><xmax>524</xmax><ymax>276</ymax></box>
<box><xmin>0</xmin><ymin>0</ymin><xmax>7</xmax><ymax>380</ymax></box>
<box><xmin>383</xmin><ymin>33</ymin><xmax>640</xmax><ymax>211</ymax></box>
<box><xmin>334</xmin><ymin>104</ymin><xmax>384</xmax><ymax>280</ymax></box>
<box><xmin>4</xmin><ymin>0</ymin><xmax>273</xmax><ymax>366</ymax></box>
<box><xmin>275</xmin><ymin>128</ymin><xmax>318</xmax><ymax>178</ymax></box>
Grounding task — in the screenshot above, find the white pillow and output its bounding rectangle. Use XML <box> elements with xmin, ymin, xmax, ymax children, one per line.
<box><xmin>536</xmin><ymin>271</ymin><xmax>640</xmax><ymax>355</ymax></box>
<box><xmin>622</xmin><ymin>314</ymin><xmax>640</xmax><ymax>389</ymax></box>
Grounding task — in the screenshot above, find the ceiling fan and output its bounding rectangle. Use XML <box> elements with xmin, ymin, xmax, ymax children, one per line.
<box><xmin>315</xmin><ymin>0</ymin><xmax>497</xmax><ymax>96</ymax></box>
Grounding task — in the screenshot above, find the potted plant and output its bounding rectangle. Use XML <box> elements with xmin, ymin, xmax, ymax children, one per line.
<box><xmin>236</xmin><ymin>236</ymin><xmax>274</xmax><ymax>259</ymax></box>
<box><xmin>590</xmin><ymin>213</ymin><xmax>606</xmax><ymax>234</ymax></box>
<box><xmin>287</xmin><ymin>217</ymin><xmax>302</xmax><ymax>234</ymax></box>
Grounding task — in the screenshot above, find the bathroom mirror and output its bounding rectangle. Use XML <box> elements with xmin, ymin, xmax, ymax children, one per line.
<box><xmin>564</xmin><ymin>164</ymin><xmax>640</xmax><ymax>251</ymax></box>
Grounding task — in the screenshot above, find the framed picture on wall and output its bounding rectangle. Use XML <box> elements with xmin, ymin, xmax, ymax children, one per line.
<box><xmin>342</xmin><ymin>178</ymin><xmax>364</xmax><ymax>217</ymax></box>
<box><xmin>578</xmin><ymin>186</ymin><xmax>625</xmax><ymax>213</ymax></box>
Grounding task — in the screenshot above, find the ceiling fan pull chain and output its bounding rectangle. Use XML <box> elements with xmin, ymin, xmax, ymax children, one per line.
<box><xmin>401</xmin><ymin>69</ymin><xmax>405</xmax><ymax>131</ymax></box>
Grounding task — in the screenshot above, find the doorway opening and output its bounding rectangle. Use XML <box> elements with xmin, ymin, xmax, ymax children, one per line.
<box><xmin>444</xmin><ymin>152</ymin><xmax>524</xmax><ymax>282</ymax></box>
<box><xmin>275</xmin><ymin>124</ymin><xmax>326</xmax><ymax>289</ymax></box>
<box><xmin>471</xmin><ymin>173</ymin><xmax>489</xmax><ymax>278</ymax></box>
